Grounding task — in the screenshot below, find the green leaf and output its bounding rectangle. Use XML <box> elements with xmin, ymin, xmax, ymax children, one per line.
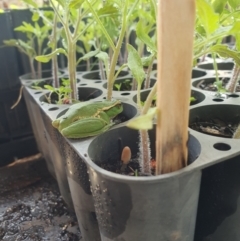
<box><xmin>190</xmin><ymin>96</ymin><xmax>196</xmax><ymax>102</ymax></box>
<box><xmin>22</xmin><ymin>0</ymin><xmax>38</xmax><ymax>8</ymax></box>
<box><xmin>14</xmin><ymin>22</ymin><xmax>36</xmax><ymax>34</ymax></box>
<box><xmin>96</xmin><ymin>51</ymin><xmax>109</xmax><ymax>74</ymax></box>
<box><xmin>136</xmin><ymin>21</ymin><xmax>157</xmax><ymax>53</ymax></box>
<box><xmin>210</xmin><ymin>44</ymin><xmax>240</xmax><ymax>66</ymax></box>
<box><xmin>213</xmin><ymin>80</ymin><xmax>226</xmax><ymax>92</ymax></box>
<box><xmin>127</xmin><ymin>44</ymin><xmax>145</xmax><ymax>86</ymax></box>
<box><xmin>69</xmin><ymin>0</ymin><xmax>85</xmax><ymax>9</ymax></box>
<box><xmin>79</xmin><ymin>49</ymin><xmax>100</xmax><ymax>61</ymax></box>
<box><xmin>32</xmin><ymin>12</ymin><xmax>40</xmax><ymax>22</ymax></box>
<box><xmin>141</xmin><ymin>53</ymin><xmax>155</xmax><ymax>68</ymax></box>
<box><xmin>230</xmin><ymin>21</ymin><xmax>240</xmax><ymax>51</ymax></box>
<box><xmin>228</xmin><ymin>0</ymin><xmax>240</xmax><ymax>9</ymax></box>
<box><xmin>196</xmin><ymin>0</ymin><xmax>219</xmax><ymax>35</ymax></box>
<box><xmin>211</xmin><ymin>0</ymin><xmax>228</xmax><ymax>14</ymax></box>
<box><xmin>3</xmin><ymin>39</ymin><xmax>19</xmax><ymax>47</ymax></box>
<box><xmin>126</xmin><ymin>107</ymin><xmax>158</xmax><ymax>130</ymax></box>
<box><xmin>44</xmin><ymin>85</ymin><xmax>55</xmax><ymax>91</ymax></box>
<box><xmin>35</xmin><ymin>48</ymin><xmax>67</xmax><ymax>63</ymax></box>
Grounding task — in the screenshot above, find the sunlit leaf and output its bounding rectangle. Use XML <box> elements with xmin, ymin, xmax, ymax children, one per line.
<box><xmin>35</xmin><ymin>48</ymin><xmax>67</xmax><ymax>63</ymax></box>
<box><xmin>127</xmin><ymin>107</ymin><xmax>158</xmax><ymax>130</ymax></box>
<box><xmin>211</xmin><ymin>0</ymin><xmax>227</xmax><ymax>14</ymax></box>
<box><xmin>196</xmin><ymin>0</ymin><xmax>219</xmax><ymax>35</ymax></box>
<box><xmin>32</xmin><ymin>12</ymin><xmax>40</xmax><ymax>22</ymax></box>
<box><xmin>69</xmin><ymin>0</ymin><xmax>85</xmax><ymax>9</ymax></box>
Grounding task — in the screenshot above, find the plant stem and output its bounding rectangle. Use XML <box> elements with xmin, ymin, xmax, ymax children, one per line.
<box><xmin>142</xmin><ymin>83</ymin><xmax>157</xmax><ymax>114</ymax></box>
<box><xmin>138</xmin><ymin>129</ymin><xmax>151</xmax><ymax>174</ymax></box>
<box><xmin>144</xmin><ymin>55</ymin><xmax>155</xmax><ymax>89</ymax></box>
<box><xmin>37</xmin><ymin>40</ymin><xmax>42</xmax><ymax>78</ymax></box>
<box><xmin>99</xmin><ymin>61</ymin><xmax>106</xmax><ymax>80</ymax></box>
<box><xmin>52</xmin><ymin>12</ymin><xmax>59</xmax><ymax>88</ymax></box>
<box><xmin>85</xmin><ymin>0</ymin><xmax>116</xmax><ymax>51</ymax></box>
<box><xmin>68</xmin><ymin>42</ymin><xmax>77</xmax><ymax>100</ymax></box>
<box><xmin>106</xmin><ymin>2</ymin><xmax>128</xmax><ymax>100</ymax></box>
<box><xmin>137</xmin><ymin>82</ymin><xmax>157</xmax><ymax>176</ymax></box>
<box><xmin>226</xmin><ymin>64</ymin><xmax>240</xmax><ymax>93</ymax></box>
<box><xmin>29</xmin><ymin>56</ymin><xmax>36</xmax><ymax>79</ymax></box>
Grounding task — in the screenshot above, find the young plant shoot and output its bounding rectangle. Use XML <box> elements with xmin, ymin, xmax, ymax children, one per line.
<box><xmin>126</xmin><ymin>44</ymin><xmax>157</xmax><ymax>175</ymax></box>
<box><xmin>36</xmin><ymin>0</ymin><xmax>97</xmax><ymax>102</ymax></box>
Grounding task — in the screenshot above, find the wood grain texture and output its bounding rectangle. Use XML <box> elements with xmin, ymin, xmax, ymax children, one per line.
<box><xmin>156</xmin><ymin>0</ymin><xmax>196</xmax><ymax>174</ymax></box>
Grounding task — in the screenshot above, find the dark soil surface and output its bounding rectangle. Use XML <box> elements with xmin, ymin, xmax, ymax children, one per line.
<box><xmin>196</xmin><ymin>78</ymin><xmax>240</xmax><ymax>92</ymax></box>
<box><xmin>98</xmin><ymin>157</ymin><xmax>156</xmax><ymax>176</ymax></box>
<box><xmin>0</xmin><ymin>155</ymin><xmax>82</xmax><ymax>241</ymax></box>
<box><xmin>190</xmin><ymin>118</ymin><xmax>237</xmax><ymax>138</ymax></box>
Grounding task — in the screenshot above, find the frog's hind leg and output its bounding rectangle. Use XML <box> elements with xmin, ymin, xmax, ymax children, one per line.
<box><xmin>61</xmin><ymin>117</ymin><xmax>113</xmax><ymax>139</ymax></box>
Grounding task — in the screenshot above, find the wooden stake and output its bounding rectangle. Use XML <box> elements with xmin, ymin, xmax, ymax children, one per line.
<box><xmin>156</xmin><ymin>0</ymin><xmax>196</xmax><ymax>174</ymax></box>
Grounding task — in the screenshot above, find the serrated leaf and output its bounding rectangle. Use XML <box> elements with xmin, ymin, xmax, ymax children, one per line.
<box><xmin>228</xmin><ymin>0</ymin><xmax>239</xmax><ymax>9</ymax></box>
<box><xmin>210</xmin><ymin>44</ymin><xmax>240</xmax><ymax>66</ymax></box>
<box><xmin>35</xmin><ymin>48</ymin><xmax>67</xmax><ymax>63</ymax></box>
<box><xmin>69</xmin><ymin>0</ymin><xmax>85</xmax><ymax>9</ymax></box>
<box><xmin>127</xmin><ymin>44</ymin><xmax>145</xmax><ymax>86</ymax></box>
<box><xmin>127</xmin><ymin>107</ymin><xmax>158</xmax><ymax>130</ymax></box>
<box><xmin>32</xmin><ymin>12</ymin><xmax>40</xmax><ymax>22</ymax></box>
<box><xmin>14</xmin><ymin>22</ymin><xmax>36</xmax><ymax>34</ymax></box>
<box><xmin>136</xmin><ymin>21</ymin><xmax>157</xmax><ymax>53</ymax></box>
<box><xmin>196</xmin><ymin>0</ymin><xmax>219</xmax><ymax>35</ymax></box>
<box><xmin>141</xmin><ymin>53</ymin><xmax>155</xmax><ymax>67</ymax></box>
<box><xmin>212</xmin><ymin>0</ymin><xmax>228</xmax><ymax>14</ymax></box>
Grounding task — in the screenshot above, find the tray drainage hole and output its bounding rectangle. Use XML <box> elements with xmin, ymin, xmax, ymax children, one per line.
<box><xmin>48</xmin><ymin>107</ymin><xmax>59</xmax><ymax>111</ymax></box>
<box><xmin>212</xmin><ymin>98</ymin><xmax>224</xmax><ymax>102</ymax></box>
<box><xmin>228</xmin><ymin>94</ymin><xmax>239</xmax><ymax>98</ymax></box>
<box><xmin>121</xmin><ymin>92</ymin><xmax>130</xmax><ymax>96</ymax></box>
<box><xmin>213</xmin><ymin>143</ymin><xmax>231</xmax><ymax>151</ymax></box>
<box><xmin>95</xmin><ymin>81</ymin><xmax>102</xmax><ymax>83</ymax></box>
<box><xmin>80</xmin><ymin>83</ymin><xmax>87</xmax><ymax>86</ymax></box>
<box><xmin>34</xmin><ymin>91</ymin><xmax>42</xmax><ymax>94</ymax></box>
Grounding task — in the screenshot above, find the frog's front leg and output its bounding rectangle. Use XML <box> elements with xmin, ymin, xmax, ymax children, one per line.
<box><xmin>60</xmin><ymin>117</ymin><xmax>114</xmax><ymax>138</ymax></box>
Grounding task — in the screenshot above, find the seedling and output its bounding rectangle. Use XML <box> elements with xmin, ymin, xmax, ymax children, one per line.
<box><xmin>43</xmin><ymin>79</ymin><xmax>73</xmax><ymax>105</ymax></box>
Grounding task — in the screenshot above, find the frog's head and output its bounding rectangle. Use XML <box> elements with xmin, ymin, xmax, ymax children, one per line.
<box><xmin>105</xmin><ymin>100</ymin><xmax>123</xmax><ymax>118</ymax></box>
<box><xmin>52</xmin><ymin>119</ymin><xmax>60</xmax><ymax>129</ymax></box>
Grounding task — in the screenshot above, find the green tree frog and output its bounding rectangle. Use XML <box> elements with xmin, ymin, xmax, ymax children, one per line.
<box><xmin>52</xmin><ymin>100</ymin><xmax>123</xmax><ymax>138</ymax></box>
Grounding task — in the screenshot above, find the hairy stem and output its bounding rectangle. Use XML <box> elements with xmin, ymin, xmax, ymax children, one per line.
<box><xmin>226</xmin><ymin>64</ymin><xmax>240</xmax><ymax>93</ymax></box>
<box><xmin>138</xmin><ymin>129</ymin><xmax>151</xmax><ymax>174</ymax></box>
